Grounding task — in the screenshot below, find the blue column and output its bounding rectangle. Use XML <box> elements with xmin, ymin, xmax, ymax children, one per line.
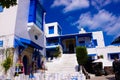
<box><xmin>59</xmin><ymin>37</ymin><xmax>61</xmax><ymax>45</ymax></box>
<box><xmin>75</xmin><ymin>36</ymin><xmax>78</xmax><ymax>46</ymax></box>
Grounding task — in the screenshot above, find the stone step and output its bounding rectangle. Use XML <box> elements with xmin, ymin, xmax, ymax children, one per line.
<box><xmin>46</xmin><ymin>54</ymin><xmax>78</xmax><ymax>73</ymax></box>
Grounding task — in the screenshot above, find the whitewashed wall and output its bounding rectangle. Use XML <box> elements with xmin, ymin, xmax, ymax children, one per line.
<box><xmin>0</xmin><ymin>0</ymin><xmax>45</xmax><ymax>54</ymax></box>
<box><xmin>87</xmin><ymin>46</ymin><xmax>120</xmax><ymax>60</ymax></box>
<box><xmin>0</xmin><ymin>2</ymin><xmax>18</xmax><ymax>48</ymax></box>
<box><xmin>0</xmin><ymin>5</ymin><xmax>18</xmax><ymax>36</ymax></box>
<box><xmin>92</xmin><ymin>31</ymin><xmax>105</xmax><ymax>47</ymax></box>
<box><xmin>45</xmin><ymin>22</ymin><xmax>60</xmax><ymax>37</ymax></box>
<box><xmin>15</xmin><ymin>0</ymin><xmax>45</xmax><ymax>51</ymax></box>
<box><xmin>0</xmin><ymin>34</ymin><xmax>14</xmax><ymax>48</ymax></box>
<box><xmin>15</xmin><ymin>0</ymin><xmax>30</xmax><ymax>39</ymax></box>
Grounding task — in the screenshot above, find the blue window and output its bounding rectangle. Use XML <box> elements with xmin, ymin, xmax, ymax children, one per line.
<box><xmin>93</xmin><ymin>39</ymin><xmax>98</xmax><ymax>46</ymax></box>
<box><xmin>0</xmin><ymin>6</ymin><xmax>3</xmax><ymax>12</ymax></box>
<box><xmin>28</xmin><ymin>0</ymin><xmax>44</xmax><ymax>30</ymax></box>
<box><xmin>0</xmin><ymin>40</ymin><xmax>3</xmax><ymax>47</ymax></box>
<box><xmin>36</xmin><ymin>1</ymin><xmax>43</xmax><ymax>29</ymax></box>
<box><xmin>108</xmin><ymin>53</ymin><xmax>119</xmax><ymax>59</ymax></box>
<box><xmin>49</xmin><ymin>26</ymin><xmax>54</xmax><ymax>34</ymax></box>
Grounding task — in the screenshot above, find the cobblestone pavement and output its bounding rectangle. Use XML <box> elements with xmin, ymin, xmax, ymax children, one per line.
<box><xmin>87</xmin><ymin>75</ymin><xmax>115</xmax><ymax>80</ymax></box>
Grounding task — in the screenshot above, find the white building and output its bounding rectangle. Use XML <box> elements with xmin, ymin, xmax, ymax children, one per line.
<box><xmin>0</xmin><ymin>0</ymin><xmax>46</xmax><ymax>77</ymax></box>
<box><xmin>45</xmin><ymin>22</ymin><xmax>120</xmax><ymax>67</ymax></box>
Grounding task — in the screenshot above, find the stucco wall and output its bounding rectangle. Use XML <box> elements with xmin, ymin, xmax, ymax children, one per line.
<box><xmin>87</xmin><ymin>46</ymin><xmax>120</xmax><ymax>60</ymax></box>
<box><xmin>92</xmin><ymin>31</ymin><xmax>105</xmax><ymax>47</ymax></box>
<box><xmin>45</xmin><ymin>22</ymin><xmax>60</xmax><ymax>37</ymax></box>
<box><xmin>15</xmin><ymin>0</ymin><xmax>45</xmax><ymax>51</ymax></box>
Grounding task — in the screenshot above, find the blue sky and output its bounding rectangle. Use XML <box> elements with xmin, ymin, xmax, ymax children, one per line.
<box><xmin>41</xmin><ymin>0</ymin><xmax>120</xmax><ymax>46</ymax></box>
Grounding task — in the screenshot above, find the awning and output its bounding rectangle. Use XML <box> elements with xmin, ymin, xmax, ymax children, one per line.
<box><xmin>14</xmin><ymin>38</ymin><xmax>27</xmax><ymax>48</ymax></box>
<box><xmin>14</xmin><ymin>36</ymin><xmax>43</xmax><ymax>50</ymax></box>
<box><xmin>88</xmin><ymin>54</ymin><xmax>96</xmax><ymax>56</ymax></box>
<box><xmin>19</xmin><ymin>38</ymin><xmax>43</xmax><ymax>50</ymax></box>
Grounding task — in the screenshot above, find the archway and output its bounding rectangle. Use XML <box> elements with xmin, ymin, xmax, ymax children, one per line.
<box><xmin>23</xmin><ymin>55</ymin><xmax>28</xmax><ymax>75</ymax></box>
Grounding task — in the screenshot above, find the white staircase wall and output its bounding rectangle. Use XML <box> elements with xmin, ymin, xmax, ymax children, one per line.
<box><xmin>46</xmin><ymin>54</ymin><xmax>78</xmax><ymax>73</ymax></box>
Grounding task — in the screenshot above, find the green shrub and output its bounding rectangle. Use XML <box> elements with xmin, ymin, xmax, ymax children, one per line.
<box><xmin>1</xmin><ymin>48</ymin><xmax>13</xmax><ymax>74</ymax></box>
<box><xmin>53</xmin><ymin>46</ymin><xmax>61</xmax><ymax>58</ymax></box>
<box><xmin>2</xmin><ymin>56</ymin><xmax>12</xmax><ymax>73</ymax></box>
<box><xmin>76</xmin><ymin>46</ymin><xmax>88</xmax><ymax>65</ymax></box>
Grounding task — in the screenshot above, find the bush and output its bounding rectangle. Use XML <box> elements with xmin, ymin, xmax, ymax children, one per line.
<box><xmin>2</xmin><ymin>56</ymin><xmax>12</xmax><ymax>73</ymax></box>
<box><xmin>76</xmin><ymin>46</ymin><xmax>88</xmax><ymax>65</ymax></box>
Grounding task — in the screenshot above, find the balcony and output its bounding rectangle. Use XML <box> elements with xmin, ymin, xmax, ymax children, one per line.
<box><xmin>27</xmin><ymin>22</ymin><xmax>43</xmax><ymax>36</ymax></box>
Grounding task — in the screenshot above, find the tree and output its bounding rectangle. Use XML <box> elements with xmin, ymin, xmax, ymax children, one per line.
<box><xmin>76</xmin><ymin>46</ymin><xmax>88</xmax><ymax>72</ymax></box>
<box><xmin>76</xmin><ymin>46</ymin><xmax>88</xmax><ymax>65</ymax></box>
<box><xmin>0</xmin><ymin>0</ymin><xmax>17</xmax><ymax>8</ymax></box>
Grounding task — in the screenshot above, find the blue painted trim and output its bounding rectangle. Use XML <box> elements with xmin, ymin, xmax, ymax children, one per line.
<box><xmin>28</xmin><ymin>0</ymin><xmax>36</xmax><ymax>23</ymax></box>
<box><xmin>28</xmin><ymin>0</ymin><xmax>44</xmax><ymax>31</ymax></box>
<box><xmin>0</xmin><ymin>40</ymin><xmax>3</xmax><ymax>47</ymax></box>
<box><xmin>108</xmin><ymin>52</ymin><xmax>120</xmax><ymax>54</ymax></box>
<box><xmin>58</xmin><ymin>37</ymin><xmax>61</xmax><ymax>44</ymax></box>
<box><xmin>92</xmin><ymin>39</ymin><xmax>98</xmax><ymax>46</ymax></box>
<box><xmin>0</xmin><ymin>6</ymin><xmax>3</xmax><ymax>12</ymax></box>
<box><xmin>75</xmin><ymin>36</ymin><xmax>78</xmax><ymax>46</ymax></box>
<box><xmin>108</xmin><ymin>52</ymin><xmax>120</xmax><ymax>59</ymax></box>
<box><xmin>14</xmin><ymin>38</ymin><xmax>27</xmax><ymax>48</ymax></box>
<box><xmin>46</xmin><ymin>33</ymin><xmax>92</xmax><ymax>40</ymax></box>
<box><xmin>88</xmin><ymin>54</ymin><xmax>96</xmax><ymax>56</ymax></box>
<box><xmin>19</xmin><ymin>38</ymin><xmax>43</xmax><ymax>50</ymax></box>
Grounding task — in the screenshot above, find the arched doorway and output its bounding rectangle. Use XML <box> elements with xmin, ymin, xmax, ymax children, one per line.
<box><xmin>23</xmin><ymin>55</ymin><xmax>28</xmax><ymax>75</ymax></box>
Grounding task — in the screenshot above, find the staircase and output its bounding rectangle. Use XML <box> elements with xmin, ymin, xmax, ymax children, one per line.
<box><xmin>46</xmin><ymin>53</ymin><xmax>78</xmax><ymax>73</ymax></box>
<box><xmin>44</xmin><ymin>53</ymin><xmax>86</xmax><ymax>80</ymax></box>
<box><xmin>4</xmin><ymin>54</ymin><xmax>86</xmax><ymax>80</ymax></box>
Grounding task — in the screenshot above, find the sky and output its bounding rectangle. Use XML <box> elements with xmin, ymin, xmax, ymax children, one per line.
<box><xmin>41</xmin><ymin>0</ymin><xmax>120</xmax><ymax>46</ymax></box>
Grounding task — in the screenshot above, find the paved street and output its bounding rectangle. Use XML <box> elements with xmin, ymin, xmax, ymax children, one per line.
<box><xmin>88</xmin><ymin>75</ymin><xmax>115</xmax><ymax>80</ymax></box>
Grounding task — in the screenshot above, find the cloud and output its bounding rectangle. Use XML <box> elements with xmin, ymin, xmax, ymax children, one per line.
<box><xmin>51</xmin><ymin>0</ymin><xmax>69</xmax><ymax>7</ymax></box>
<box><xmin>51</xmin><ymin>0</ymin><xmax>89</xmax><ymax>13</ymax></box>
<box><xmin>63</xmin><ymin>0</ymin><xmax>89</xmax><ymax>13</ymax></box>
<box><xmin>75</xmin><ymin>10</ymin><xmax>120</xmax><ymax>36</ymax></box>
<box><xmin>91</xmin><ymin>0</ymin><xmax>120</xmax><ymax>10</ymax></box>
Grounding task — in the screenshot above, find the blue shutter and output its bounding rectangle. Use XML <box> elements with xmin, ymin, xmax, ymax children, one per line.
<box><xmin>0</xmin><ymin>6</ymin><xmax>3</xmax><ymax>12</ymax></box>
<box><xmin>0</xmin><ymin>41</ymin><xmax>3</xmax><ymax>47</ymax></box>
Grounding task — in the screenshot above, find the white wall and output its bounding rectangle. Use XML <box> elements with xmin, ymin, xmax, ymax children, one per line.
<box><xmin>92</xmin><ymin>31</ymin><xmax>105</xmax><ymax>47</ymax></box>
<box><xmin>45</xmin><ymin>22</ymin><xmax>60</xmax><ymax>37</ymax></box>
<box><xmin>0</xmin><ymin>1</ymin><xmax>18</xmax><ymax>48</ymax></box>
<box><xmin>15</xmin><ymin>0</ymin><xmax>30</xmax><ymax>39</ymax></box>
<box><xmin>0</xmin><ymin>35</ymin><xmax>14</xmax><ymax>48</ymax></box>
<box><xmin>0</xmin><ymin>0</ymin><xmax>45</xmax><ymax>54</ymax></box>
<box><xmin>87</xmin><ymin>46</ymin><xmax>120</xmax><ymax>60</ymax></box>
<box><xmin>0</xmin><ymin>6</ymin><xmax>18</xmax><ymax>36</ymax></box>
<box><xmin>15</xmin><ymin>0</ymin><xmax>45</xmax><ymax>50</ymax></box>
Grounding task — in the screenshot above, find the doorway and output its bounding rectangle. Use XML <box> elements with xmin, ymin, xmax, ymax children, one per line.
<box><xmin>23</xmin><ymin>55</ymin><xmax>28</xmax><ymax>75</ymax></box>
<box><xmin>69</xmin><ymin>44</ymin><xmax>74</xmax><ymax>53</ymax></box>
<box><xmin>62</xmin><ymin>39</ymin><xmax>76</xmax><ymax>53</ymax></box>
